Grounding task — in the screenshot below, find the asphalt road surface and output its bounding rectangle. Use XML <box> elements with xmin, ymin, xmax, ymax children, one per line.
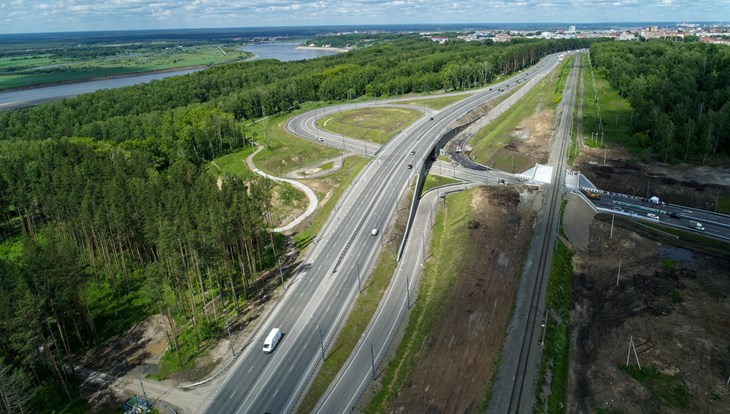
<box><xmin>202</xmin><ymin>52</ymin><xmax>563</xmax><ymax>414</ymax></box>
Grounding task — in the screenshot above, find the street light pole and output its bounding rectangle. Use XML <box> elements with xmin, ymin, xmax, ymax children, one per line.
<box><xmin>318</xmin><ymin>325</ymin><xmax>325</xmax><ymax>361</ymax></box>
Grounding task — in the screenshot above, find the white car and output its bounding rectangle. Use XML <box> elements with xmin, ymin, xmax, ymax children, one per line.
<box><xmin>371</xmin><ymin>228</ymin><xmax>378</xmax><ymax>236</ymax></box>
<box><xmin>647</xmin><ymin>213</ymin><xmax>659</xmax><ymax>220</ymax></box>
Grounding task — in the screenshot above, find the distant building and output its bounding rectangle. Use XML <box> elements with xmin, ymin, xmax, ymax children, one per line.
<box><xmin>430</xmin><ymin>36</ymin><xmax>449</xmax><ymax>43</ymax></box>
<box><xmin>618</xmin><ymin>32</ymin><xmax>636</xmax><ymax>41</ymax></box>
<box><xmin>493</xmin><ymin>33</ymin><xmax>512</xmax><ymax>42</ymax></box>
<box><xmin>568</xmin><ymin>25</ymin><xmax>576</xmax><ymax>33</ymax></box>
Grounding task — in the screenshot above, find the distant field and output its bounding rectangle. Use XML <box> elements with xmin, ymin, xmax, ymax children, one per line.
<box><xmin>0</xmin><ymin>45</ymin><xmax>249</xmax><ymax>90</ymax></box>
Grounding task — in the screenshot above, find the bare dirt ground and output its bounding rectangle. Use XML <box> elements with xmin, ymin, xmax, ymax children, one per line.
<box><xmin>575</xmin><ymin>147</ymin><xmax>730</xmax><ymax>210</ymax></box>
<box><xmin>565</xmin><ymin>185</ymin><xmax>730</xmax><ymax>413</ymax></box>
<box><xmin>389</xmin><ymin>185</ymin><xmax>539</xmax><ymax>413</ymax></box>
<box><xmin>503</xmin><ymin>109</ymin><xmax>554</xmax><ymax>165</ymax></box>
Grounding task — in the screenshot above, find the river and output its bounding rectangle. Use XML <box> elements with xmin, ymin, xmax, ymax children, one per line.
<box><xmin>238</xmin><ymin>42</ymin><xmax>338</xmax><ymax>62</ymax></box>
<box><xmin>0</xmin><ymin>43</ymin><xmax>338</xmax><ymax>111</ymax></box>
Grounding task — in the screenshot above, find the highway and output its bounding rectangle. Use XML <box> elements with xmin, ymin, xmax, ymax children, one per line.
<box><xmin>591</xmin><ymin>193</ymin><xmax>730</xmax><ymax>240</ymax></box>
<box><xmin>202</xmin><ymin>52</ymin><xmax>563</xmax><ymax>414</ymax></box>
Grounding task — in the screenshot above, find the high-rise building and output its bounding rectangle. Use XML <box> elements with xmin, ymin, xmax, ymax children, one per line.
<box><xmin>568</xmin><ymin>25</ymin><xmax>576</xmax><ymax>33</ymax></box>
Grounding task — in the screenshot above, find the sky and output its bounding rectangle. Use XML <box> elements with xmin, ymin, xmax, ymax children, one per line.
<box><xmin>1</xmin><ymin>0</ymin><xmax>729</xmax><ymax>34</ymax></box>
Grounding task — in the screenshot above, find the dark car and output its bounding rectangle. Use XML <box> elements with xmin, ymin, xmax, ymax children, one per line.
<box><xmin>407</xmin><ymin>164</ymin><xmax>413</xmax><ymax>169</ymax></box>
<box><xmin>410</xmin><ymin>150</ymin><xmax>416</xmax><ymax>155</ymax></box>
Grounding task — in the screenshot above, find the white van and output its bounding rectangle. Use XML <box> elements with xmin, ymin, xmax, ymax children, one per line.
<box><xmin>263</xmin><ymin>328</ymin><xmax>282</xmax><ymax>353</ymax></box>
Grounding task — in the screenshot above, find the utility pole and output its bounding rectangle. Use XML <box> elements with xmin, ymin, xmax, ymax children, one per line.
<box><xmin>139</xmin><ymin>374</ymin><xmax>148</xmax><ymax>403</ymax></box>
<box><xmin>626</xmin><ymin>335</ymin><xmax>641</xmax><ymax>369</ymax></box>
<box><xmin>616</xmin><ymin>259</ymin><xmax>622</xmax><ymax>287</ymax></box>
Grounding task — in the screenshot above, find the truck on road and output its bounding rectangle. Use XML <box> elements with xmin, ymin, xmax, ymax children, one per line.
<box><xmin>687</xmin><ymin>221</ymin><xmax>705</xmax><ymax>231</ymax></box>
<box><xmin>580</xmin><ymin>188</ymin><xmax>601</xmax><ymax>199</ymax></box>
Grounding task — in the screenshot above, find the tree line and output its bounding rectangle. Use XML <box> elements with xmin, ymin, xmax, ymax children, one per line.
<box><xmin>589</xmin><ymin>40</ymin><xmax>730</xmax><ymax>162</ymax></box>
<box><xmin>0</xmin><ymin>36</ymin><xmax>589</xmax><ymax>411</ymax></box>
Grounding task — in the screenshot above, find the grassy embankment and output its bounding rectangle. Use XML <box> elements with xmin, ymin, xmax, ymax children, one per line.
<box><xmin>534</xmin><ymin>240</ymin><xmax>574</xmax><ymax>413</ymax></box>
<box><xmin>469</xmin><ymin>59</ymin><xmax>572</xmax><ymax>173</ymax></box>
<box><xmin>0</xmin><ymin>46</ymin><xmax>249</xmax><ymax>90</ymax></box>
<box><xmin>364</xmin><ymin>189</ymin><xmax>473</xmax><ymax>413</ymax></box>
<box><xmin>316</xmin><ymin>107</ymin><xmax>422</xmax><ymax>145</ymax></box>
<box><xmin>252</xmin><ymin>110</ymin><xmax>341</xmax><ymax>174</ymax></box>
<box><xmin>421</xmin><ymin>174</ymin><xmax>460</xmax><ymax>195</ymax></box>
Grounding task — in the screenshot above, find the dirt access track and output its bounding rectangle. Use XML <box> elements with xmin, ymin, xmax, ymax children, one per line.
<box><xmin>565</xmin><ymin>194</ymin><xmax>730</xmax><ymax>414</ymax></box>
<box><xmin>389</xmin><ymin>185</ymin><xmax>539</xmax><ymax>413</ymax></box>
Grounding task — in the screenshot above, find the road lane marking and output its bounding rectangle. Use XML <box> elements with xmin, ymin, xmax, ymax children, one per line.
<box><xmin>229</xmin><ymin>391</ymin><xmax>236</xmax><ymax>399</ymax></box>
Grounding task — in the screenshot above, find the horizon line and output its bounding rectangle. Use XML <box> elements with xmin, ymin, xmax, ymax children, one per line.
<box><xmin>2</xmin><ymin>20</ymin><xmax>727</xmax><ymax>37</ymax></box>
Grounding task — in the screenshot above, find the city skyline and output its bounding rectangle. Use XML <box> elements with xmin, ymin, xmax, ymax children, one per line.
<box><xmin>1</xmin><ymin>0</ymin><xmax>729</xmax><ymax>35</ymax></box>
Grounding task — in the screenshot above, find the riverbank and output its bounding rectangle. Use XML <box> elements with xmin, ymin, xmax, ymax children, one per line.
<box><xmin>0</xmin><ymin>64</ymin><xmax>210</xmax><ymax>93</ymax></box>
<box><xmin>295</xmin><ymin>45</ymin><xmax>349</xmax><ymax>53</ymax></box>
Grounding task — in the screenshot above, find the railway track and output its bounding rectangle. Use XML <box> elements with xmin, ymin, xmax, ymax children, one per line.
<box><xmin>506</xmin><ymin>55</ymin><xmax>581</xmax><ymax>414</ymax></box>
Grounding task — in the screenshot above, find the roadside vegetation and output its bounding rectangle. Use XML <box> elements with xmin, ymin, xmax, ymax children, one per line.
<box><xmin>316</xmin><ymin>107</ymin><xmax>423</xmax><ymax>145</ymax></box>
<box><xmin>421</xmin><ymin>173</ymin><xmax>460</xmax><ymax>195</ymax></box>
<box><xmin>534</xmin><ymin>240</ymin><xmax>574</xmax><ymax>413</ymax></box>
<box><xmin>250</xmin><ymin>110</ymin><xmax>342</xmax><ymax>174</ymax></box>
<box><xmin>469</xmin><ymin>58</ymin><xmax>572</xmax><ymax>171</ymax></box>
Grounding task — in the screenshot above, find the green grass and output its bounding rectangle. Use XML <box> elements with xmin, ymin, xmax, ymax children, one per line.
<box><xmin>0</xmin><ymin>46</ymin><xmax>249</xmax><ymax>90</ymax></box>
<box><xmin>297</xmin><ymin>248</ymin><xmax>397</xmax><ymax>413</ymax></box>
<box><xmin>399</xmin><ymin>94</ymin><xmax>470</xmax><ymax>109</ymax></box>
<box><xmin>316</xmin><ymin>107</ymin><xmax>422</xmax><ymax>144</ymax></box>
<box><xmin>208</xmin><ymin>146</ymin><xmax>257</xmax><ymax>180</ymax></box>
<box><xmin>534</xmin><ymin>240</ymin><xmax>573</xmax><ymax>414</ymax></box>
<box><xmin>619</xmin><ymin>365</ymin><xmax>692</xmax><ymax>412</ymax></box>
<box><xmin>469</xmin><ymin>59</ymin><xmax>571</xmax><ymax>166</ymax></box>
<box><xmin>421</xmin><ymin>173</ymin><xmax>460</xmax><ymax>195</ymax></box>
<box><xmin>149</xmin><ymin>317</ymin><xmax>219</xmax><ymax>381</ymax></box>
<box><xmin>365</xmin><ymin>189</ymin><xmax>473</xmax><ymax>413</ymax></box>
<box><xmin>582</xmin><ymin>55</ymin><xmax>634</xmax><ymax>150</ymax></box>
<box><xmin>293</xmin><ymin>156</ymin><xmax>369</xmax><ymax>250</ymax></box>
<box><xmin>0</xmin><ymin>235</ymin><xmax>24</xmax><ymax>262</ymax></box>
<box><xmin>251</xmin><ymin>111</ymin><xmax>341</xmax><ymax>175</ymax></box>
<box><xmin>488</xmin><ymin>148</ymin><xmax>535</xmax><ymax>173</ymax></box>
<box><xmin>86</xmin><ymin>269</ymin><xmax>152</xmax><ymax>343</ymax></box>
<box><xmin>716</xmin><ymin>194</ymin><xmax>730</xmax><ymax>214</ymax></box>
